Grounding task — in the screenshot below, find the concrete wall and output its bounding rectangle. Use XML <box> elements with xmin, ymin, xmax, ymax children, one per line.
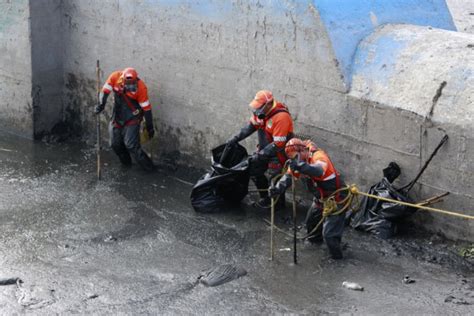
<box><xmin>350</xmin><ymin>24</ymin><xmax>474</xmax><ymax>240</ymax></box>
<box><xmin>313</xmin><ymin>0</ymin><xmax>456</xmax><ymax>88</ymax></box>
<box><xmin>30</xmin><ymin>0</ymin><xmax>65</xmax><ymax>140</ymax></box>
<box><xmin>60</xmin><ymin>0</ymin><xmax>346</xmax><ymax>159</ymax></box>
<box><xmin>0</xmin><ymin>0</ymin><xmax>32</xmax><ymax>138</ymax></box>
<box><xmin>446</xmin><ymin>0</ymin><xmax>474</xmax><ymax>33</ymax></box>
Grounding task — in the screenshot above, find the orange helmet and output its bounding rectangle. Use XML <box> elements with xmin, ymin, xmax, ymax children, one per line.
<box><xmin>122</xmin><ymin>67</ymin><xmax>138</xmax><ymax>81</ymax></box>
<box><xmin>249</xmin><ymin>90</ymin><xmax>273</xmax><ymax>109</ymax></box>
<box><xmin>285</xmin><ymin>138</ymin><xmax>307</xmax><ymax>159</ymax></box>
<box><xmin>122</xmin><ymin>67</ymin><xmax>138</xmax><ymax>92</ymax></box>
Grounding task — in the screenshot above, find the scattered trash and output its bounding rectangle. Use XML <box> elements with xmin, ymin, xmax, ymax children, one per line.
<box><xmin>403</xmin><ymin>275</ymin><xmax>416</xmax><ymax>284</ymax></box>
<box><xmin>104</xmin><ymin>235</ymin><xmax>117</xmax><ymax>242</ymax></box>
<box><xmin>342</xmin><ymin>281</ymin><xmax>364</xmax><ymax>291</ymax></box>
<box><xmin>459</xmin><ymin>245</ymin><xmax>474</xmax><ymax>259</ymax></box>
<box><xmin>0</xmin><ymin>277</ymin><xmax>21</xmax><ymax>285</ymax></box>
<box><xmin>279</xmin><ymin>248</ymin><xmax>291</xmax><ymax>252</ymax></box>
<box><xmin>198</xmin><ymin>264</ymin><xmax>247</xmax><ymax>287</ymax></box>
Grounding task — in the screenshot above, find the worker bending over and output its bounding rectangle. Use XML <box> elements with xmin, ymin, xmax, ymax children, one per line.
<box><xmin>269</xmin><ymin>138</ymin><xmax>347</xmax><ymax>259</ymax></box>
<box><xmin>227</xmin><ymin>90</ymin><xmax>294</xmax><ymax>209</ymax></box>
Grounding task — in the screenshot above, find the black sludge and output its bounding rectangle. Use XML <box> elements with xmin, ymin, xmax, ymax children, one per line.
<box><xmin>198</xmin><ymin>264</ymin><xmax>247</xmax><ymax>287</ymax></box>
<box><xmin>191</xmin><ymin>143</ymin><xmax>250</xmax><ymax>213</ymax></box>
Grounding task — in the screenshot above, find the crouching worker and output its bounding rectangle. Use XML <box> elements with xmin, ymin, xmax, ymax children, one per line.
<box><xmin>269</xmin><ymin>138</ymin><xmax>347</xmax><ymax>259</ymax></box>
<box><xmin>226</xmin><ymin>90</ymin><xmax>294</xmax><ymax>209</ymax></box>
<box><xmin>95</xmin><ymin>67</ymin><xmax>155</xmax><ymax>171</ymax></box>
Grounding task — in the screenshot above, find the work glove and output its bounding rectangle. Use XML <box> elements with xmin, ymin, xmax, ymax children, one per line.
<box><xmin>250</xmin><ymin>151</ymin><xmax>266</xmax><ymax>163</ymax></box>
<box><xmin>95</xmin><ymin>104</ymin><xmax>104</xmax><ymax>114</ymax></box>
<box><xmin>289</xmin><ymin>158</ymin><xmax>304</xmax><ymax>171</ymax></box>
<box><xmin>147</xmin><ymin>127</ymin><xmax>155</xmax><ymax>139</ymax></box>
<box><xmin>268</xmin><ymin>185</ymin><xmax>283</xmax><ymax>198</ymax></box>
<box><xmin>226</xmin><ymin>136</ymin><xmax>239</xmax><ymax>147</ymax></box>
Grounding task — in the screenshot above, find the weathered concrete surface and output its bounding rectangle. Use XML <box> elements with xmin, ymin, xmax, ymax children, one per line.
<box><xmin>0</xmin><ymin>131</ymin><xmax>473</xmax><ymax>314</ymax></box>
<box><xmin>60</xmin><ymin>0</ymin><xmax>345</xmax><ymax>154</ymax></box>
<box><xmin>0</xmin><ymin>0</ymin><xmax>32</xmax><ymax>138</ymax></box>
<box><xmin>30</xmin><ymin>0</ymin><xmax>65</xmax><ymax>140</ymax></box>
<box><xmin>313</xmin><ymin>0</ymin><xmax>456</xmax><ymax>87</ymax></box>
<box><xmin>350</xmin><ymin>24</ymin><xmax>474</xmax><ymax>240</ymax></box>
<box><xmin>447</xmin><ymin>0</ymin><xmax>474</xmax><ymax>33</ymax></box>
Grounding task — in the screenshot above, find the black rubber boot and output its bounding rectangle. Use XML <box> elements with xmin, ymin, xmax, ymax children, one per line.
<box><xmin>305</xmin><ymin>204</ymin><xmax>323</xmax><ymax>243</ymax></box>
<box><xmin>325</xmin><ymin>237</ymin><xmax>343</xmax><ymax>259</ymax></box>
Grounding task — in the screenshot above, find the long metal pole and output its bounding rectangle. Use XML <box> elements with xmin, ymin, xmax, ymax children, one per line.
<box><xmin>270</xmin><ymin>195</ymin><xmax>275</xmax><ymax>261</ymax></box>
<box><xmin>96</xmin><ymin>60</ymin><xmax>101</xmax><ymax>181</ymax></box>
<box><xmin>291</xmin><ymin>176</ymin><xmax>297</xmax><ymax>264</ymax></box>
<box><xmin>402</xmin><ymin>134</ymin><xmax>448</xmax><ymax>193</ymax></box>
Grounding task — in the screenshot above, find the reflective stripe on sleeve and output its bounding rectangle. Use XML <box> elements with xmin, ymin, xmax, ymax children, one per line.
<box><xmin>139</xmin><ymin>100</ymin><xmax>150</xmax><ymax>108</ymax></box>
<box><xmin>103</xmin><ymin>83</ymin><xmax>113</xmax><ymax>92</ymax></box>
<box><xmin>273</xmin><ymin>136</ymin><xmax>287</xmax><ymax>142</ymax></box>
<box><xmin>323</xmin><ymin>173</ymin><xmax>336</xmax><ymax>181</ymax></box>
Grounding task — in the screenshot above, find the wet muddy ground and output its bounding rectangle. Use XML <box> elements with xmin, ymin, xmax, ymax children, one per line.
<box><xmin>0</xmin><ymin>131</ymin><xmax>472</xmax><ymax>314</ymax></box>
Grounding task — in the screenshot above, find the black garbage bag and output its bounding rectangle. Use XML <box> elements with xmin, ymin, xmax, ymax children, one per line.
<box><xmin>191</xmin><ymin>143</ymin><xmax>250</xmax><ymax>213</ymax></box>
<box><xmin>350</xmin><ymin>164</ymin><xmax>416</xmax><ymax>239</ymax></box>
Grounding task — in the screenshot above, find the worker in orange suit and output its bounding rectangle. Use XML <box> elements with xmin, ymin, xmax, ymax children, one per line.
<box><xmin>269</xmin><ymin>138</ymin><xmax>347</xmax><ymax>259</ymax></box>
<box><xmin>226</xmin><ymin>90</ymin><xmax>294</xmax><ymax>209</ymax></box>
<box><xmin>95</xmin><ymin>67</ymin><xmax>155</xmax><ymax>171</ymax></box>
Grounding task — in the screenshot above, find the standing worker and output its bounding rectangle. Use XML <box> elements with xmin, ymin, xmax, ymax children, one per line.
<box><xmin>269</xmin><ymin>138</ymin><xmax>347</xmax><ymax>259</ymax></box>
<box><xmin>226</xmin><ymin>90</ymin><xmax>294</xmax><ymax>209</ymax></box>
<box><xmin>95</xmin><ymin>67</ymin><xmax>155</xmax><ymax>171</ymax></box>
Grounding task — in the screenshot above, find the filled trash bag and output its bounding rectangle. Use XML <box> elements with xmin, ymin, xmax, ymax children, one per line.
<box><xmin>350</xmin><ymin>163</ymin><xmax>416</xmax><ymax>239</ymax></box>
<box><xmin>191</xmin><ymin>143</ymin><xmax>250</xmax><ymax>213</ymax></box>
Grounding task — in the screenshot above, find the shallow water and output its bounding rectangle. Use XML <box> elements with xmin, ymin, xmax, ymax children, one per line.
<box><xmin>0</xmin><ymin>131</ymin><xmax>472</xmax><ymax>314</ymax></box>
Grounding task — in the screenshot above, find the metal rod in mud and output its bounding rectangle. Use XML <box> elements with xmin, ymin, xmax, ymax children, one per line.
<box><xmin>270</xmin><ymin>195</ymin><xmax>275</xmax><ymax>261</ymax></box>
<box><xmin>291</xmin><ymin>176</ymin><xmax>297</xmax><ymax>264</ymax></box>
<box><xmin>96</xmin><ymin>60</ymin><xmax>102</xmax><ymax>181</ymax></box>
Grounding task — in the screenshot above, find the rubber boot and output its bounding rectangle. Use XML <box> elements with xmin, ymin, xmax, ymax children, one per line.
<box><xmin>325</xmin><ymin>237</ymin><xmax>343</xmax><ymax>259</ymax></box>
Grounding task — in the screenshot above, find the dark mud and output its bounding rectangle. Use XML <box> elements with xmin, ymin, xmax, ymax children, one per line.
<box><xmin>0</xmin><ymin>130</ymin><xmax>472</xmax><ymax>314</ymax></box>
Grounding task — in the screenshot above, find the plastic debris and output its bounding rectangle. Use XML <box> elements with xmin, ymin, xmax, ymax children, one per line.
<box><xmin>403</xmin><ymin>275</ymin><xmax>416</xmax><ymax>284</ymax></box>
<box><xmin>104</xmin><ymin>235</ymin><xmax>117</xmax><ymax>242</ymax></box>
<box><xmin>198</xmin><ymin>264</ymin><xmax>247</xmax><ymax>287</ymax></box>
<box><xmin>0</xmin><ymin>277</ymin><xmax>21</xmax><ymax>286</ymax></box>
<box><xmin>342</xmin><ymin>281</ymin><xmax>364</xmax><ymax>291</ymax></box>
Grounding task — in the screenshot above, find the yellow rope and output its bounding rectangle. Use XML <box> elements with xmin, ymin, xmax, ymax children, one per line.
<box><xmin>348</xmin><ymin>185</ymin><xmax>474</xmax><ymax>220</ymax></box>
